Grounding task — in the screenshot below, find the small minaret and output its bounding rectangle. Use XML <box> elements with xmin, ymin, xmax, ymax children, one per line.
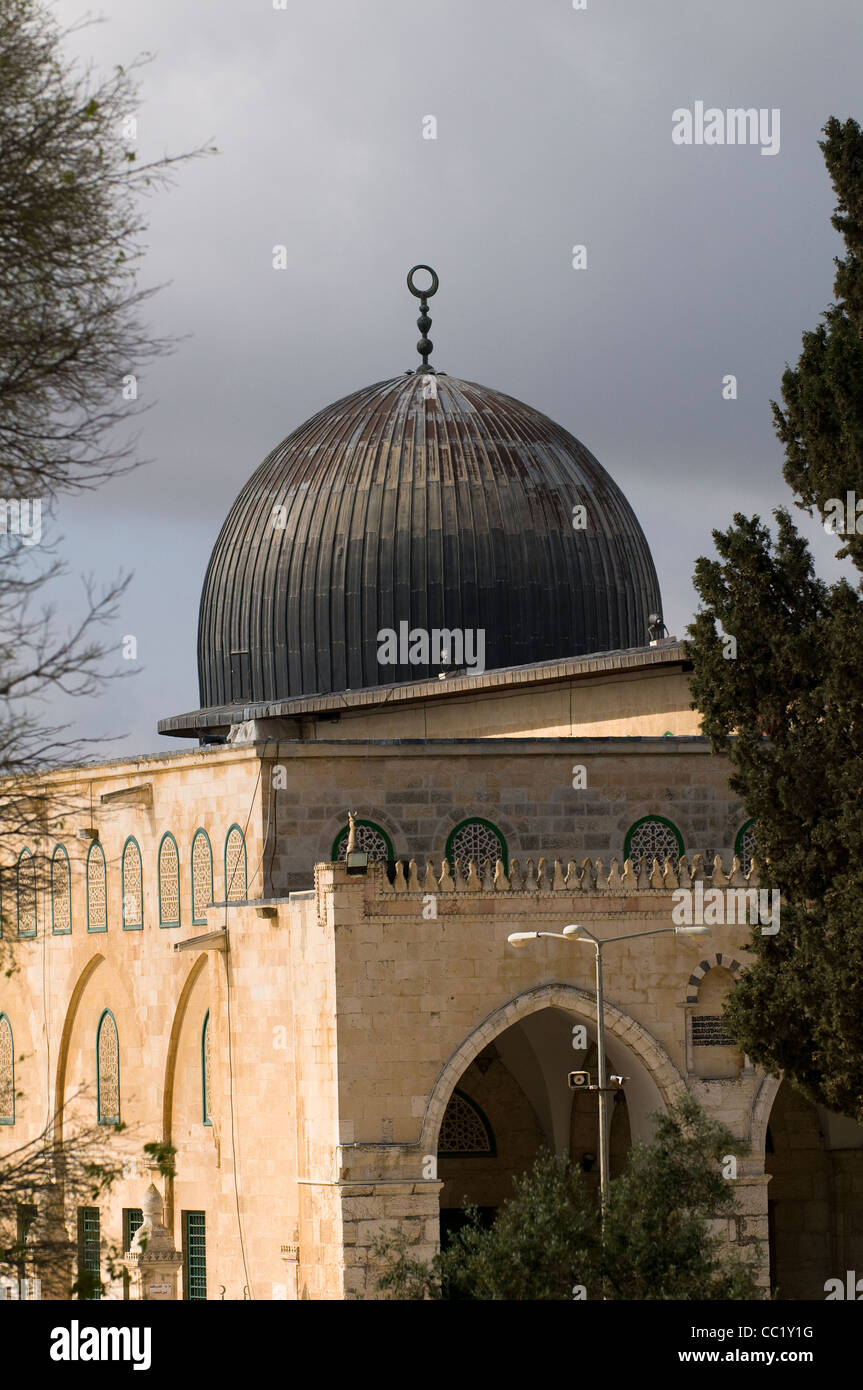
<box><xmin>124</xmin><ymin>1183</ymin><xmax>183</xmax><ymax>1301</ymax></box>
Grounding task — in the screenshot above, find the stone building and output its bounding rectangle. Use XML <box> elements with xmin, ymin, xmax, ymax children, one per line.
<box><xmin>2</xmin><ymin>271</ymin><xmax>861</xmax><ymax>1300</ymax></box>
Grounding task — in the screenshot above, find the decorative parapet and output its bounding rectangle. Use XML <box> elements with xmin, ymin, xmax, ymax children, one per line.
<box><xmin>374</xmin><ymin>853</ymin><xmax>763</xmax><ymax>895</ymax></box>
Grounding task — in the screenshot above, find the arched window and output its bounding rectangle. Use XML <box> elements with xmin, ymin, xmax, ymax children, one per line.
<box><xmin>122</xmin><ymin>838</ymin><xmax>143</xmax><ymax>930</ymax></box>
<box><xmin>96</xmin><ymin>1010</ymin><xmax>120</xmax><ymax>1124</ymax></box>
<box><xmin>445</xmin><ymin>818</ymin><xmax>507</xmax><ymax>871</ymax></box>
<box><xmin>158</xmin><ymin>833</ymin><xmax>180</xmax><ymax>927</ymax></box>
<box><xmin>691</xmin><ymin>966</ymin><xmax>742</xmax><ymax>1079</ymax></box>
<box><xmin>735</xmin><ymin>819</ymin><xmax>757</xmax><ymax>877</ymax></box>
<box><xmin>51</xmin><ymin>844</ymin><xmax>71</xmax><ymax>934</ymax></box>
<box><xmin>202</xmin><ymin>1011</ymin><xmax>212</xmax><ymax>1126</ymax></box>
<box><xmin>191</xmin><ymin>830</ymin><xmax>213</xmax><ymax>924</ymax></box>
<box><xmin>86</xmin><ymin>841</ymin><xmax>107</xmax><ymax>933</ymax></box>
<box><xmin>17</xmin><ymin>848</ymin><xmax>36</xmax><ymax>937</ymax></box>
<box><xmin>0</xmin><ymin>1014</ymin><xmax>14</xmax><ymax>1124</ymax></box>
<box><xmin>624</xmin><ymin>815</ymin><xmax>684</xmax><ymax>870</ymax></box>
<box><xmin>331</xmin><ymin>820</ymin><xmax>393</xmax><ymax>863</ymax></box>
<box><xmin>438</xmin><ymin>1088</ymin><xmax>496</xmax><ymax>1156</ymax></box>
<box><xmin>224</xmin><ymin>825</ymin><xmax>248</xmax><ymax>902</ymax></box>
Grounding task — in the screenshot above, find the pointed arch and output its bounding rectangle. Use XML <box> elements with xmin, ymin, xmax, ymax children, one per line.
<box><xmin>191</xmin><ymin>830</ymin><xmax>214</xmax><ymax>924</ymax></box>
<box><xmin>224</xmin><ymin>825</ymin><xmax>247</xmax><ymax>902</ymax></box>
<box><xmin>420</xmin><ymin>983</ymin><xmax>686</xmax><ymax>1155</ymax></box>
<box><xmin>16</xmin><ymin>848</ymin><xmax>36</xmax><ymax>937</ymax></box>
<box><xmin>158</xmin><ymin>832</ymin><xmax>180</xmax><ymax>927</ymax></box>
<box><xmin>51</xmin><ymin>844</ymin><xmax>71</xmax><ymax>934</ymax></box>
<box><xmin>121</xmin><ymin>837</ymin><xmax>143</xmax><ymax>930</ymax></box>
<box><xmin>96</xmin><ymin>1009</ymin><xmax>120</xmax><ymax>1124</ymax></box>
<box><xmin>86</xmin><ymin>841</ymin><xmax>107</xmax><ymax>933</ymax></box>
<box><xmin>0</xmin><ymin>1014</ymin><xmax>14</xmax><ymax>1124</ymax></box>
<box><xmin>201</xmin><ymin>1010</ymin><xmax>212</xmax><ymax>1126</ymax></box>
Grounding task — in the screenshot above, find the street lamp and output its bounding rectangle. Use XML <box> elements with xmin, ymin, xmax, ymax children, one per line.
<box><xmin>507</xmin><ymin>921</ymin><xmax>709</xmax><ymax>1211</ymax></box>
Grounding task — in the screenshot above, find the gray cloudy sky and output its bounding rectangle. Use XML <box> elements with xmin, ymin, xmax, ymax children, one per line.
<box><xmin>46</xmin><ymin>0</ymin><xmax>863</xmax><ymax>755</ymax></box>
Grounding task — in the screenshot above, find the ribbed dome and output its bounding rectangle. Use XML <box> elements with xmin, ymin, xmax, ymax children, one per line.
<box><xmin>197</xmin><ymin>373</ymin><xmax>662</xmax><ymax>705</ymax></box>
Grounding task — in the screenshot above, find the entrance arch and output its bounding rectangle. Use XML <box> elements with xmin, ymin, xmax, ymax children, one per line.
<box><xmin>421</xmin><ymin>983</ymin><xmax>685</xmax><ymax>1161</ymax></box>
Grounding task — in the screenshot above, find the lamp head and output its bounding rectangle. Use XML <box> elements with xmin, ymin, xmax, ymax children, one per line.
<box><xmin>562</xmin><ymin>924</ymin><xmax>581</xmax><ymax>938</ymax></box>
<box><xmin>507</xmin><ymin>932</ymin><xmax>538</xmax><ymax>949</ymax></box>
<box><xmin>674</xmin><ymin>924</ymin><xmax>711</xmax><ymax>936</ymax></box>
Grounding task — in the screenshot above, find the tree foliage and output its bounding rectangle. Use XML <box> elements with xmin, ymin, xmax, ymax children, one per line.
<box><xmin>367</xmin><ymin>1095</ymin><xmax>762</xmax><ymax>1300</ymax></box>
<box><xmin>686</xmin><ymin>118</ymin><xmax>863</xmax><ymax>1121</ymax></box>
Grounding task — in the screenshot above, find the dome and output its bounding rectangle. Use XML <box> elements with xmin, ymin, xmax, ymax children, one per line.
<box><xmin>197</xmin><ymin>371</ymin><xmax>662</xmax><ymax>706</ymax></box>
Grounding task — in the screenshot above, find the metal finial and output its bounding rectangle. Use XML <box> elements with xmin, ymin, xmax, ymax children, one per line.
<box><xmin>406</xmin><ymin>264</ymin><xmax>439</xmax><ymax>373</ymax></box>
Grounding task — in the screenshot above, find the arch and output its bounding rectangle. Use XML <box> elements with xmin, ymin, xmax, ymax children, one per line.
<box><xmin>685</xmin><ymin>952</ymin><xmax>742</xmax><ymax>1004</ymax></box>
<box><xmin>624</xmin><ymin>815</ymin><xmax>684</xmax><ymax>868</ymax></box>
<box><xmin>86</xmin><ymin>841</ymin><xmax>107</xmax><ymax>933</ymax></box>
<box><xmin>121</xmin><ymin>837</ymin><xmax>143</xmax><ymax>930</ymax></box>
<box><xmin>54</xmin><ymin>954</ymin><xmax>105</xmax><ymax>1146</ymax></box>
<box><xmin>749</xmin><ymin>1073</ymin><xmax>783</xmax><ymax>1154</ymax></box>
<box><xmin>96</xmin><ymin>1008</ymin><xmax>120</xmax><ymax>1125</ymax></box>
<box><xmin>191</xmin><ymin>829</ymin><xmax>214</xmax><ymax>925</ymax></box>
<box><xmin>51</xmin><ymin>844</ymin><xmax>71</xmax><ymax>935</ymax></box>
<box><xmin>0</xmin><ymin>1013</ymin><xmax>14</xmax><ymax>1124</ymax></box>
<box><xmin>163</xmin><ymin>954</ymin><xmax>210</xmax><ymax>1147</ymax></box>
<box><xmin>201</xmin><ymin>1010</ymin><xmax>212</xmax><ymax>1126</ymax></box>
<box><xmin>16</xmin><ymin>848</ymin><xmax>36</xmax><ymax>937</ymax></box>
<box><xmin>445</xmin><ymin>818</ymin><xmax>508</xmax><ymax>872</ymax></box>
<box><xmin>420</xmin><ymin>983</ymin><xmax>685</xmax><ymax>1155</ymax></box>
<box><xmin>224</xmin><ymin>824</ymin><xmax>248</xmax><ymax>902</ymax></box>
<box><xmin>158</xmin><ymin>832</ymin><xmax>180</xmax><ymax>927</ymax></box>
<box><xmin>331</xmin><ymin>819</ymin><xmax>393</xmax><ymax>864</ymax></box>
<box><xmin>735</xmin><ymin>818</ymin><xmax>757</xmax><ymax>876</ymax></box>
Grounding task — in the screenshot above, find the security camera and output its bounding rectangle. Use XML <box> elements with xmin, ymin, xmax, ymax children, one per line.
<box><xmin>610</xmin><ymin>1075</ymin><xmax>627</xmax><ymax>1088</ymax></box>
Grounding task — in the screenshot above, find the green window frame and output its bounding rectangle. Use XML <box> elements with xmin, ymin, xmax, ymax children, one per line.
<box><xmin>735</xmin><ymin>818</ymin><xmax>757</xmax><ymax>875</ymax></box>
<box><xmin>77</xmin><ymin>1206</ymin><xmax>102</xmax><ymax>1300</ymax></box>
<box><xmin>191</xmin><ymin>829</ymin><xmax>214</xmax><ymax>925</ymax></box>
<box><xmin>183</xmin><ymin>1211</ymin><xmax>207</xmax><ymax>1300</ymax></box>
<box><xmin>202</xmin><ymin>1010</ymin><xmax>212</xmax><ymax>1126</ymax></box>
<box><xmin>0</xmin><ymin>1013</ymin><xmax>14</xmax><ymax>1125</ymax></box>
<box><xmin>224</xmin><ymin>824</ymin><xmax>248</xmax><ymax>903</ymax></box>
<box><xmin>85</xmin><ymin>840</ymin><xmax>108</xmax><ymax>933</ymax></box>
<box><xmin>51</xmin><ymin>843</ymin><xmax>72</xmax><ymax>934</ymax></box>
<box><xmin>445</xmin><ymin>817</ymin><xmax>508</xmax><ymax>872</ymax></box>
<box><xmin>16</xmin><ymin>848</ymin><xmax>36</xmax><ymax>937</ymax></box>
<box><xmin>121</xmin><ymin>836</ymin><xmax>144</xmax><ymax>930</ymax></box>
<box><xmin>623</xmin><ymin>815</ymin><xmax>685</xmax><ymax>866</ymax></box>
<box><xmin>158</xmin><ymin>832</ymin><xmax>181</xmax><ymax>927</ymax></box>
<box><xmin>96</xmin><ymin>1008</ymin><xmax>120</xmax><ymax>1125</ymax></box>
<box><xmin>330</xmin><ymin>819</ymin><xmax>394</xmax><ymax>863</ymax></box>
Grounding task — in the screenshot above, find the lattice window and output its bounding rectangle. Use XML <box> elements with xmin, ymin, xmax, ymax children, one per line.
<box><xmin>86</xmin><ymin>843</ymin><xmax>107</xmax><ymax>932</ymax></box>
<box><xmin>97</xmin><ymin>1010</ymin><xmax>119</xmax><ymax>1124</ymax></box>
<box><xmin>159</xmin><ymin>834</ymin><xmax>180</xmax><ymax>926</ymax></box>
<box><xmin>736</xmin><ymin>821</ymin><xmax>757</xmax><ymax>877</ymax></box>
<box><xmin>334</xmin><ymin>821</ymin><xmax>391</xmax><ymax>863</ymax></box>
<box><xmin>202</xmin><ymin>1011</ymin><xmax>212</xmax><ymax>1126</ymax></box>
<box><xmin>122</xmin><ymin>838</ymin><xmax>143</xmax><ymax>929</ymax></box>
<box><xmin>51</xmin><ymin>845</ymin><xmax>71</xmax><ymax>934</ymax></box>
<box><xmin>191</xmin><ymin>831</ymin><xmax>213</xmax><ymax>923</ymax></box>
<box><xmin>17</xmin><ymin>849</ymin><xmax>36</xmax><ymax>936</ymax></box>
<box><xmin>77</xmin><ymin>1206</ymin><xmax>102</xmax><ymax>1301</ymax></box>
<box><xmin>439</xmin><ymin>1090</ymin><xmax>495</xmax><ymax>1156</ymax></box>
<box><xmin>446</xmin><ymin>819</ymin><xmax>506</xmax><ymax>869</ymax></box>
<box><xmin>625</xmin><ymin>817</ymin><xmax>682</xmax><ymax>870</ymax></box>
<box><xmin>184</xmin><ymin>1211</ymin><xmax>207</xmax><ymax>1301</ymax></box>
<box><xmin>224</xmin><ymin>826</ymin><xmax>247</xmax><ymax>902</ymax></box>
<box><xmin>0</xmin><ymin>1014</ymin><xmax>13</xmax><ymax>1124</ymax></box>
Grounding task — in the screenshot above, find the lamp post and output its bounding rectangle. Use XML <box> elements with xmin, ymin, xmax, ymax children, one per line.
<box><xmin>507</xmin><ymin>921</ymin><xmax>709</xmax><ymax>1212</ymax></box>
